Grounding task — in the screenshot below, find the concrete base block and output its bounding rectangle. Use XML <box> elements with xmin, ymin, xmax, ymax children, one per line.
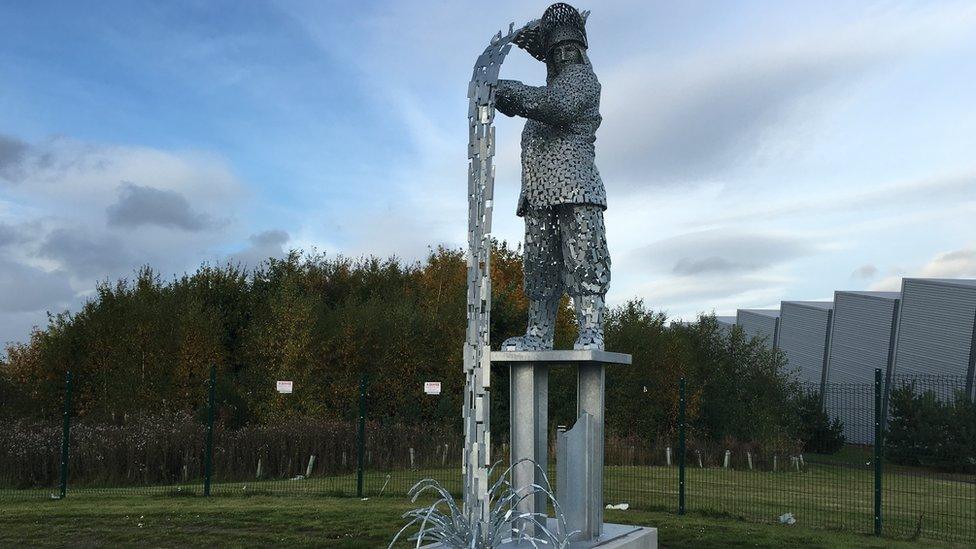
<box><xmin>597</xmin><ymin>525</ymin><xmax>657</xmax><ymax>548</ymax></box>
<box><xmin>424</xmin><ymin>521</ymin><xmax>657</xmax><ymax>548</ymax></box>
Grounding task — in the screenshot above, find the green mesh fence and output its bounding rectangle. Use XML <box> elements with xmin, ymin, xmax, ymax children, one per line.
<box><xmin>1</xmin><ymin>373</ymin><xmax>973</xmax><ymax>545</ymax></box>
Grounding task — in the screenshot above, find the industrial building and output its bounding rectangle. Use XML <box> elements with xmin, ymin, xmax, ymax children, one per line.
<box><xmin>736</xmin><ymin>309</ymin><xmax>780</xmax><ymax>348</ymax></box>
<box><xmin>890</xmin><ymin>278</ymin><xmax>976</xmax><ymax>401</ymax></box>
<box><xmin>718</xmin><ymin>277</ymin><xmax>976</xmax><ymax>447</ymax></box>
<box><xmin>778</xmin><ymin>301</ymin><xmax>834</xmax><ymax>388</ymax></box>
<box><xmin>823</xmin><ymin>291</ymin><xmax>901</xmax><ymax>444</ymax></box>
<box><xmin>716</xmin><ymin>316</ymin><xmax>736</xmax><ymax>336</ymax></box>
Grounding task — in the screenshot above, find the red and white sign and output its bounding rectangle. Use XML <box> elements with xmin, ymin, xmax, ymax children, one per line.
<box><xmin>276</xmin><ymin>380</ymin><xmax>293</xmax><ymax>394</ymax></box>
<box><xmin>424</xmin><ymin>381</ymin><xmax>442</xmax><ymax>395</ymax></box>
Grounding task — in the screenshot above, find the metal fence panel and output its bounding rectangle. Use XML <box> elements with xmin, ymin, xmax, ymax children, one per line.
<box><xmin>3</xmin><ymin>373</ymin><xmax>974</xmax><ymax>546</ymax></box>
<box><xmin>883</xmin><ymin>374</ymin><xmax>975</xmax><ymax>543</ymax></box>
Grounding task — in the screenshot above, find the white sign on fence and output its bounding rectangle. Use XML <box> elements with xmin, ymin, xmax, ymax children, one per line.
<box><xmin>424</xmin><ymin>381</ymin><xmax>442</xmax><ymax>395</ymax></box>
<box><xmin>276</xmin><ymin>380</ymin><xmax>293</xmax><ymax>394</ymax></box>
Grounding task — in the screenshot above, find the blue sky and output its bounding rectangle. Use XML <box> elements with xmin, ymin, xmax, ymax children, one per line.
<box><xmin>1</xmin><ymin>0</ymin><xmax>975</xmax><ymax>346</ymax></box>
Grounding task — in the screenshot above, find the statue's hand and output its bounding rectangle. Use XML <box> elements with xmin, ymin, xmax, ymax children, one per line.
<box><xmin>494</xmin><ymin>80</ymin><xmax>518</xmax><ymax>117</ymax></box>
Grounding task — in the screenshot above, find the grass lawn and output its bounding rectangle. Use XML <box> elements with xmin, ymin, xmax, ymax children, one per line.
<box><xmin>0</xmin><ymin>493</ymin><xmax>970</xmax><ymax>548</ymax></box>
<box><xmin>3</xmin><ymin>460</ymin><xmax>972</xmax><ymax>546</ymax></box>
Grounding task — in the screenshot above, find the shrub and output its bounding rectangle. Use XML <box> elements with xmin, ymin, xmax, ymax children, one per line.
<box><xmin>886</xmin><ymin>383</ymin><xmax>976</xmax><ymax>472</ymax></box>
<box><xmin>793</xmin><ymin>390</ymin><xmax>845</xmax><ymax>454</ymax></box>
<box><xmin>0</xmin><ymin>413</ymin><xmax>458</xmax><ymax>489</ymax></box>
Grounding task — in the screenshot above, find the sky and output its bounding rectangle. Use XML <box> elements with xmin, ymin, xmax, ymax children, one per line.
<box><xmin>1</xmin><ymin>0</ymin><xmax>975</xmax><ymax>348</ymax></box>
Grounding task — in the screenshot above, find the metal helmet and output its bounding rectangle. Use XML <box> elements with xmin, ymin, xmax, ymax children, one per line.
<box><xmin>514</xmin><ymin>3</ymin><xmax>589</xmax><ymax>62</ymax></box>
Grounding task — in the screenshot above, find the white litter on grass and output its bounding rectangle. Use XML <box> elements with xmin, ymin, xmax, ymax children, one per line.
<box><xmin>605</xmin><ymin>503</ymin><xmax>630</xmax><ymax>510</ymax></box>
<box><xmin>290</xmin><ymin>474</ymin><xmax>305</xmax><ymax>481</ymax></box>
<box><xmin>779</xmin><ymin>512</ymin><xmax>796</xmax><ymax>525</ymax></box>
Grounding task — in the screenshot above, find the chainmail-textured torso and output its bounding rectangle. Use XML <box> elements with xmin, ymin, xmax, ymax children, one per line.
<box><xmin>497</xmin><ymin>60</ymin><xmax>606</xmax><ymax>216</ymax></box>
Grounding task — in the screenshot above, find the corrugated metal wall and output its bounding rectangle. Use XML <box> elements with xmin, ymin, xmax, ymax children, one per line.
<box><xmin>824</xmin><ymin>291</ymin><xmax>900</xmax><ymax>444</ymax></box>
<box><xmin>778</xmin><ymin>301</ymin><xmax>833</xmax><ymax>388</ymax></box>
<box><xmin>716</xmin><ymin>316</ymin><xmax>735</xmax><ymax>336</ymax></box>
<box><xmin>736</xmin><ymin>309</ymin><xmax>779</xmax><ymax>348</ymax></box>
<box><xmin>892</xmin><ymin>279</ymin><xmax>976</xmax><ymax>386</ymax></box>
<box><xmin>827</xmin><ymin>292</ymin><xmax>900</xmax><ymax>384</ymax></box>
<box><xmin>718</xmin><ymin>278</ymin><xmax>976</xmax><ymax>445</ymax></box>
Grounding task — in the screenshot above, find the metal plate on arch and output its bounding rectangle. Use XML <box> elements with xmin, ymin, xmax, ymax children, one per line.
<box><xmin>490</xmin><ymin>349</ymin><xmax>632</xmax><ymax>365</ymax></box>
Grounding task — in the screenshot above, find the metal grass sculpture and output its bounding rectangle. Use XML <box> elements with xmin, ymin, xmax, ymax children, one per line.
<box><xmin>388</xmin><ymin>459</ymin><xmax>576</xmax><ymax>548</ymax></box>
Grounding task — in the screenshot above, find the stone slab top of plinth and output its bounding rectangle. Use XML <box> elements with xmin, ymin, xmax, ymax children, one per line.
<box><xmin>490</xmin><ymin>349</ymin><xmax>632</xmax><ymax>365</ymax></box>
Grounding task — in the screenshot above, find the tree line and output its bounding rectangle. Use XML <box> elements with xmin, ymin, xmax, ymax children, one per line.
<box><xmin>1</xmin><ymin>244</ymin><xmax>820</xmax><ymax>449</ymax></box>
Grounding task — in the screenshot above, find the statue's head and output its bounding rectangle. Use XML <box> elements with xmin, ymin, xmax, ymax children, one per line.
<box><xmin>547</xmin><ymin>41</ymin><xmax>585</xmax><ymax>75</ymax></box>
<box><xmin>514</xmin><ymin>2</ymin><xmax>589</xmax><ymax>73</ymax></box>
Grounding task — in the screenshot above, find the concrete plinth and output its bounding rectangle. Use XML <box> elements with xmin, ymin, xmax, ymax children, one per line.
<box><xmin>424</xmin><ymin>521</ymin><xmax>657</xmax><ymax>548</ymax></box>
<box><xmin>509</xmin><ymin>521</ymin><xmax>657</xmax><ymax>548</ymax></box>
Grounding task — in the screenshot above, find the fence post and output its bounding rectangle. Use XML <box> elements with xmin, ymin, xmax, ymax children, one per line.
<box><xmin>356</xmin><ymin>372</ymin><xmax>367</xmax><ymax>498</ymax></box>
<box><xmin>678</xmin><ymin>377</ymin><xmax>686</xmax><ymax>516</ymax></box>
<box><xmin>58</xmin><ymin>371</ymin><xmax>74</xmax><ymax>499</ymax></box>
<box><xmin>874</xmin><ymin>368</ymin><xmax>882</xmax><ymax>537</ymax></box>
<box><xmin>204</xmin><ymin>364</ymin><xmax>216</xmax><ymax>497</ymax></box>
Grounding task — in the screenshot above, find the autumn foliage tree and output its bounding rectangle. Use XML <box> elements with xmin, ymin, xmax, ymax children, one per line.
<box><xmin>1</xmin><ymin>243</ymin><xmax>804</xmax><ymax>447</ymax></box>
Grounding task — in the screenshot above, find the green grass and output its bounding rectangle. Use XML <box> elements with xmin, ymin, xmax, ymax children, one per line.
<box><xmin>3</xmin><ymin>461</ymin><xmax>972</xmax><ymax>545</ymax></box>
<box><xmin>0</xmin><ymin>493</ymin><xmax>969</xmax><ymax>548</ymax></box>
<box><xmin>607</xmin><ymin>463</ymin><xmax>975</xmax><ymax>543</ymax></box>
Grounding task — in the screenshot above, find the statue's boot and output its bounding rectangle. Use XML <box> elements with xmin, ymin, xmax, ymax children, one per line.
<box><xmin>501</xmin><ymin>297</ymin><xmax>559</xmax><ymax>351</ymax></box>
<box><xmin>573</xmin><ymin>294</ymin><xmax>606</xmax><ymax>350</ymax></box>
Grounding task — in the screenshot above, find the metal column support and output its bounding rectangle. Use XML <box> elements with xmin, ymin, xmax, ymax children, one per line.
<box><xmin>204</xmin><ymin>364</ymin><xmax>215</xmax><ymax>497</ymax></box>
<box><xmin>58</xmin><ymin>371</ymin><xmax>73</xmax><ymax>500</ymax></box>
<box><xmin>557</xmin><ymin>413</ymin><xmax>594</xmax><ymax>538</ymax></box>
<box><xmin>678</xmin><ymin>377</ymin><xmax>686</xmax><ymax>516</ymax></box>
<box><xmin>357</xmin><ymin>373</ymin><xmax>367</xmax><ymax>498</ymax></box>
<box><xmin>510</xmin><ymin>363</ymin><xmax>548</xmax><ymax>536</ymax></box>
<box><xmin>874</xmin><ymin>368</ymin><xmax>883</xmax><ymax>537</ymax></box>
<box><xmin>577</xmin><ymin>362</ymin><xmax>605</xmax><ymax>536</ymax></box>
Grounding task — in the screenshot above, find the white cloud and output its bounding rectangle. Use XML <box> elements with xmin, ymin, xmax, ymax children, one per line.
<box><xmin>851</xmin><ymin>264</ymin><xmax>878</xmax><ymax>280</ymax></box>
<box><xmin>4</xmin><ymin>137</ymin><xmax>240</xmax><ymax>205</ymax></box>
<box><xmin>920</xmin><ymin>248</ymin><xmax>976</xmax><ymax>278</ymax></box>
<box><xmin>633</xmin><ymin>229</ymin><xmax>815</xmax><ymax>275</ymax></box>
<box><xmin>38</xmin><ymin>227</ymin><xmax>131</xmax><ymax>278</ymax></box>
<box><xmin>597</xmin><ymin>1</ymin><xmax>976</xmax><ymax>189</ymax></box>
<box><xmin>703</xmin><ymin>172</ymin><xmax>975</xmax><ymax>227</ymax></box>
<box><xmin>0</xmin><ymin>257</ymin><xmax>73</xmax><ymax>313</ymax></box>
<box><xmin>627</xmin><ymin>272</ymin><xmax>791</xmax><ymax>319</ymax></box>
<box><xmin>870</xmin><ymin>276</ymin><xmax>903</xmax><ymax>292</ymax></box>
<box><xmin>107</xmin><ymin>182</ymin><xmax>213</xmax><ymax>231</ymax></box>
<box><xmin>228</xmin><ymin>230</ymin><xmax>290</xmax><ymax>268</ymax></box>
<box><xmin>870</xmin><ymin>246</ymin><xmax>976</xmax><ymax>291</ymax></box>
<box><xmin>0</xmin><ymin>134</ymin><xmax>254</xmax><ymax>347</ymax></box>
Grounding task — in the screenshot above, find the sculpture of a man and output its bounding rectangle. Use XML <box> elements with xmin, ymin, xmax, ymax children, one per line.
<box><xmin>496</xmin><ymin>3</ymin><xmax>610</xmax><ymax>351</ymax></box>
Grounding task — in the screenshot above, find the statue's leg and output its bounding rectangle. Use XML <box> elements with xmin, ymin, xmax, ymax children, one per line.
<box><xmin>501</xmin><ymin>207</ymin><xmax>562</xmax><ymax>351</ymax></box>
<box><xmin>559</xmin><ymin>205</ymin><xmax>611</xmax><ymax>350</ymax></box>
